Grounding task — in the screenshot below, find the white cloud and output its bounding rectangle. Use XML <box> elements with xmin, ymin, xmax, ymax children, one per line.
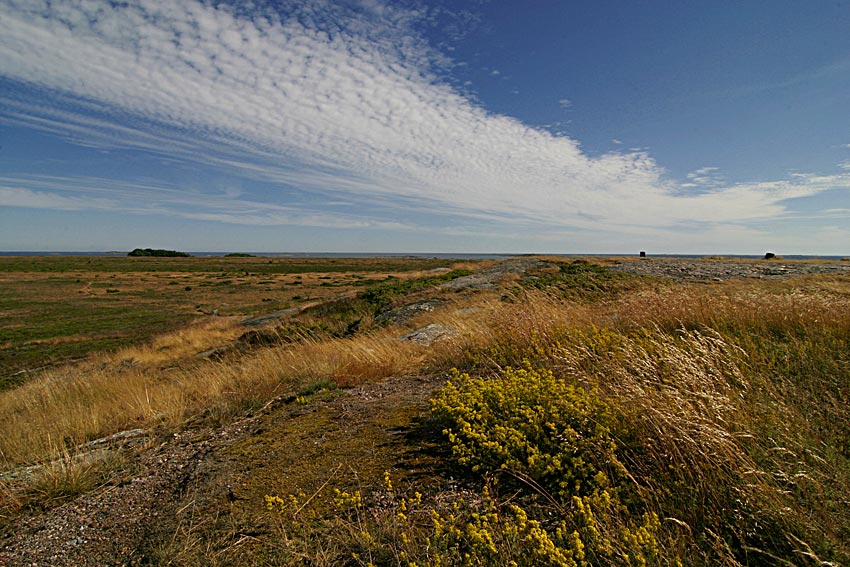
<box><xmin>682</xmin><ymin>166</ymin><xmax>724</xmax><ymax>189</ymax></box>
<box><xmin>558</xmin><ymin>98</ymin><xmax>573</xmax><ymax>109</ymax></box>
<box><xmin>0</xmin><ymin>174</ymin><xmax>411</xmax><ymax>230</ymax></box>
<box><xmin>0</xmin><ymin>185</ymin><xmax>108</xmax><ymax>210</ymax></box>
<box><xmin>0</xmin><ymin>0</ymin><xmax>848</xmax><ymax>241</ymax></box>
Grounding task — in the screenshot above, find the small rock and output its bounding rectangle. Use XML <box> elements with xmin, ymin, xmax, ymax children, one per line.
<box><xmin>376</xmin><ymin>299</ymin><xmax>444</xmax><ymax>325</ymax></box>
<box><xmin>400</xmin><ymin>324</ymin><xmax>457</xmax><ymax>346</ymax></box>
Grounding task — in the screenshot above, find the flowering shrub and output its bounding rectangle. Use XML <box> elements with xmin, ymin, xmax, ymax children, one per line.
<box><xmin>431</xmin><ymin>365</ymin><xmax>662</xmax><ymax>566</ymax></box>
<box><xmin>431</xmin><ymin>365</ymin><xmax>625</xmax><ymax>499</ymax></box>
<box><xmin>265</xmin><ymin>471</ymin><xmax>660</xmax><ymax>567</ymax></box>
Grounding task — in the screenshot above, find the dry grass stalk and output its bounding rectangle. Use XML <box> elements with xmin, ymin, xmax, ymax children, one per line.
<box><xmin>0</xmin><ymin>320</ymin><xmax>429</xmax><ymax>467</ymax></box>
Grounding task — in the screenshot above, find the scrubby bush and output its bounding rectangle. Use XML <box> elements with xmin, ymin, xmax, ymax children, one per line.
<box><xmin>127</xmin><ymin>248</ymin><xmax>191</xmax><ymax>257</ymax></box>
<box><xmin>432</xmin><ymin>366</ymin><xmax>625</xmax><ymax>500</ymax></box>
<box><xmin>431</xmin><ymin>366</ymin><xmax>662</xmax><ymax>567</ymax></box>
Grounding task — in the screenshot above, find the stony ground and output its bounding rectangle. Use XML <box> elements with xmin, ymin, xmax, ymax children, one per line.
<box><xmin>0</xmin><ymin>374</ymin><xmax>446</xmax><ymax>566</ymax></box>
<box><xmin>2</xmin><ymin>257</ymin><xmax>848</xmax><ymax>565</ymax></box>
<box><xmin>609</xmin><ymin>256</ymin><xmax>850</xmax><ymax>281</ymax></box>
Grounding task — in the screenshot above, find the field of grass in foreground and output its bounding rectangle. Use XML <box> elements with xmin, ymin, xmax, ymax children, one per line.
<box><xmin>1</xmin><ymin>258</ymin><xmax>848</xmax><ymax>566</ymax></box>
<box><xmin>251</xmin><ymin>274</ymin><xmax>850</xmax><ymax>567</ymax></box>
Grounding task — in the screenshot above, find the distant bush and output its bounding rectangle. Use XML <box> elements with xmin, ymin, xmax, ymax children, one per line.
<box><xmin>127</xmin><ymin>248</ymin><xmax>191</xmax><ymax>257</ymax></box>
<box><xmin>224</xmin><ymin>253</ymin><xmax>256</xmax><ymax>257</ymax></box>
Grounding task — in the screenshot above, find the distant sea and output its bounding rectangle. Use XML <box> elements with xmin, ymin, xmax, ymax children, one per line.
<box><xmin>0</xmin><ymin>251</ymin><xmax>846</xmax><ymax>261</ymax></box>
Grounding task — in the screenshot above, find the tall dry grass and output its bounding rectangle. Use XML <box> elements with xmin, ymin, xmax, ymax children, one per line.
<box><xmin>434</xmin><ymin>275</ymin><xmax>850</xmax><ymax>564</ymax></box>
<box><xmin>0</xmin><ymin>321</ymin><xmax>428</xmax><ymax>467</ymax></box>
<box><xmin>248</xmin><ymin>274</ymin><xmax>850</xmax><ymax>566</ymax></box>
<box><xmin>0</xmin><ymin>288</ymin><xmax>583</xmax><ymax>468</ymax></box>
<box><xmin>422</xmin><ymin>292</ymin><xmax>596</xmax><ymax>371</ymax></box>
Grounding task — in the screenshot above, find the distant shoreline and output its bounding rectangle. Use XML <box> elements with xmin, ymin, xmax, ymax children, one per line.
<box><xmin>0</xmin><ymin>251</ymin><xmax>847</xmax><ymax>261</ymax></box>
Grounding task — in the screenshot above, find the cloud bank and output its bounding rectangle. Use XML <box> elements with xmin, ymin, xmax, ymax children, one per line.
<box><xmin>1</xmin><ymin>0</ymin><xmax>848</xmax><ymax>240</ymax></box>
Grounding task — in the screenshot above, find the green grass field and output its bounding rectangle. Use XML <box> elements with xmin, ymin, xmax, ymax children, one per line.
<box><xmin>0</xmin><ymin>255</ymin><xmax>469</xmax><ymax>387</ymax></box>
<box><xmin>0</xmin><ymin>255</ymin><xmax>460</xmax><ymax>274</ymax></box>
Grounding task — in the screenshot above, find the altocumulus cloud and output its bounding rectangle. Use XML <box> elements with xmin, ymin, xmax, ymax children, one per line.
<box><xmin>1</xmin><ymin>0</ymin><xmax>849</xmax><ymax>237</ymax></box>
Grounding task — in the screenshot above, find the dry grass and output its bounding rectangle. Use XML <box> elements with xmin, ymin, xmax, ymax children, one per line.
<box><xmin>432</xmin><ymin>275</ymin><xmax>850</xmax><ymax>565</ymax></box>
<box><xmin>2</xmin><ymin>265</ymin><xmax>848</xmax><ymax>565</ymax></box>
<box><xmin>421</xmin><ymin>292</ymin><xmax>595</xmax><ymax>371</ymax></box>
<box><xmin>0</xmin><ymin>322</ymin><xmax>431</xmax><ymax>466</ymax></box>
<box><xmin>0</xmin><ymin>255</ymin><xmax>473</xmax><ymax>380</ymax></box>
<box><xmin>249</xmin><ymin>271</ymin><xmax>850</xmax><ymax>565</ymax></box>
<box><xmin>0</xmin><ymin>261</ymin><xmax>477</xmax><ymax>467</ymax></box>
<box><xmin>610</xmin><ymin>275</ymin><xmax>850</xmax><ymax>332</ymax></box>
<box><xmin>7</xmin><ymin>273</ymin><xmax>843</xmax><ymax>465</ymax></box>
<box><xmin>116</xmin><ymin>317</ymin><xmax>247</xmax><ymax>365</ymax></box>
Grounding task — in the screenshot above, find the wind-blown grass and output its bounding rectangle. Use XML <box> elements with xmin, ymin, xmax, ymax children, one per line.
<box><xmin>1</xmin><ymin>265</ymin><xmax>848</xmax><ymax>565</ymax></box>
<box><xmin>258</xmin><ymin>275</ymin><xmax>850</xmax><ymax>566</ymax></box>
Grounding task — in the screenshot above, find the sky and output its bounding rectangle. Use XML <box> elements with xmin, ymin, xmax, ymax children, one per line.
<box><xmin>1</xmin><ymin>0</ymin><xmax>849</xmax><ymax>254</ymax></box>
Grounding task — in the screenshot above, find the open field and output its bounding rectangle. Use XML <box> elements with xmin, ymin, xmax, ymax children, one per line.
<box><xmin>0</xmin><ymin>256</ymin><xmax>471</xmax><ymax>387</ymax></box>
<box><xmin>0</xmin><ymin>257</ymin><xmax>848</xmax><ymax>566</ymax></box>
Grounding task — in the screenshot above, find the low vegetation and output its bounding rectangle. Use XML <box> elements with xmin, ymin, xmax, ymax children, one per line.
<box><xmin>1</xmin><ymin>257</ymin><xmax>848</xmax><ymax>566</ymax></box>
<box><xmin>515</xmin><ymin>258</ymin><xmax>650</xmax><ymax>301</ymax></box>
<box><xmin>258</xmin><ymin>271</ymin><xmax>850</xmax><ymax>566</ymax></box>
<box><xmin>357</xmin><ymin>268</ymin><xmax>472</xmax><ymax>310</ymax></box>
<box><xmin>0</xmin><ymin>255</ymin><xmax>468</xmax><ymax>383</ymax></box>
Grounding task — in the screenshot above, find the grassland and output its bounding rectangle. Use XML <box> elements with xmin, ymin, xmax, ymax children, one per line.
<box><xmin>0</xmin><ymin>255</ymin><xmax>467</xmax><ymax>387</ymax></box>
<box><xmin>1</xmin><ymin>257</ymin><xmax>848</xmax><ymax>566</ymax></box>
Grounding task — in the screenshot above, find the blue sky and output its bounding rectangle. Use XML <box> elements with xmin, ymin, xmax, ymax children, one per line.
<box><xmin>1</xmin><ymin>0</ymin><xmax>849</xmax><ymax>254</ymax></box>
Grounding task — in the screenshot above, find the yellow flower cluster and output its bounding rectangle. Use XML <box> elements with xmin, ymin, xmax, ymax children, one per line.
<box><xmin>430</xmin><ymin>364</ymin><xmax>662</xmax><ymax>566</ymax></box>
<box><xmin>333</xmin><ymin>487</ymin><xmax>363</xmax><ymax>509</ymax></box>
<box><xmin>431</xmin><ymin>364</ymin><xmax>624</xmax><ymax>500</ymax></box>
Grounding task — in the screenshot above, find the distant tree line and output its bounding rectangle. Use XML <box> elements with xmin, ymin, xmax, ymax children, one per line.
<box><xmin>127</xmin><ymin>248</ymin><xmax>191</xmax><ymax>257</ymax></box>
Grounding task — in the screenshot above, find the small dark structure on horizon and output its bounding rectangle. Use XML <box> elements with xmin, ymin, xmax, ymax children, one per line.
<box><xmin>764</xmin><ymin>252</ymin><xmax>776</xmax><ymax>260</ymax></box>
<box><xmin>639</xmin><ymin>251</ymin><xmax>647</xmax><ymax>258</ymax></box>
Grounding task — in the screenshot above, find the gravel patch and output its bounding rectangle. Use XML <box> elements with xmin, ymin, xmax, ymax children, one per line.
<box><xmin>608</xmin><ymin>258</ymin><xmax>850</xmax><ymax>281</ymax></box>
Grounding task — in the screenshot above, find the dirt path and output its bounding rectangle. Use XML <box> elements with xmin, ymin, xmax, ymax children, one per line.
<box><xmin>0</xmin><ymin>374</ymin><xmax>446</xmax><ymax>566</ymax></box>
